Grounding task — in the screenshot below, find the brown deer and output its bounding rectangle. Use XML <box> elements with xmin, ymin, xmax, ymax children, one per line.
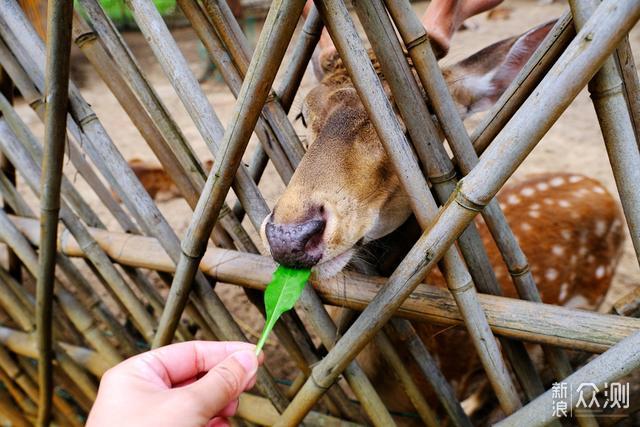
<box><xmin>260</xmin><ymin>17</ymin><xmax>625</xmax><ymax>420</ymax></box>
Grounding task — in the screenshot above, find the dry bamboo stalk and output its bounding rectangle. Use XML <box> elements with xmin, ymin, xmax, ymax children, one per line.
<box><xmin>356</xmin><ymin>0</ymin><xmax>545</xmax><ymax>404</ymax></box>
<box><xmin>237</xmin><ymin>393</ymin><xmax>363</xmax><ymax>427</ymax></box>
<box><xmin>570</xmin><ymin>0</ymin><xmax>640</xmax><ymax>267</ymax></box>
<box><xmin>383</xmin><ymin>0</ymin><xmax>588</xmax><ymax>415</ymax></box>
<box><xmin>0</xmin><ymin>344</ymin><xmax>83</xmax><ymax>425</ymax></box>
<box><xmin>310</xmin><ymin>0</ymin><xmax>520</xmax><ymax>417</ymax></box>
<box><xmin>177</xmin><ymin>0</ymin><xmax>296</xmax><ymax>182</ymax></box>
<box><xmin>0</xmin><ymin>387</ymin><xmax>31</xmax><ymax>427</ymax></box>
<box><xmin>470</xmin><ymin>11</ymin><xmax>575</xmax><ymax>155</ymax></box>
<box><xmin>13</xmin><ymin>214</ymin><xmax>640</xmax><ymax>353</ymax></box>
<box><xmin>274</xmin><ymin>1</ymin><xmax>640</xmax><ymax>422</ymax></box>
<box><xmin>0</xmin><ymin>67</ymin><xmax>21</xmax><ymax>284</ymax></box>
<box><xmin>122</xmin><ymin>0</ymin><xmax>271</xmax><ymax>230</ymax></box>
<box><xmin>0</xmin><ymin>211</ymin><xmax>122</xmax><ymax>367</ymax></box>
<box><xmin>37</xmin><ymin>2</ymin><xmax>74</xmax><ymax>422</ymax></box>
<box><xmin>614</xmin><ymin>39</ymin><xmax>640</xmax><ymax>144</ymax></box>
<box><xmin>199</xmin><ymin>0</ymin><xmax>307</xmax><ymax>165</ymax></box>
<box><xmin>495</xmin><ymin>331</ymin><xmax>640</xmax><ymax>426</ymax></box>
<box><xmin>0</xmin><ymin>367</ymin><xmax>36</xmax><ymax>419</ymax></box>
<box><xmin>0</xmin><ymin>120</ymin><xmax>158</xmax><ymax>341</ymax></box>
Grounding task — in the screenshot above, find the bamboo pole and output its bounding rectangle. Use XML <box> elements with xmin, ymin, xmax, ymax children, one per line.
<box><xmin>0</xmin><ymin>367</ymin><xmax>36</xmax><ymax>420</ymax></box>
<box><xmin>0</xmin><ymin>387</ymin><xmax>31</xmax><ymax>427</ymax></box>
<box><xmin>496</xmin><ymin>331</ymin><xmax>640</xmax><ymax>426</ymax></box>
<box><xmin>9</xmin><ymin>214</ymin><xmax>639</xmax><ymax>353</ymax></box>
<box><xmin>274</xmin><ymin>1</ymin><xmax>640</xmax><ymax>423</ymax></box>
<box><xmin>569</xmin><ymin>0</ymin><xmax>640</xmax><ymax>267</ymax></box>
<box><xmin>37</xmin><ymin>1</ymin><xmax>73</xmax><ymax>423</ymax></box>
<box><xmin>356</xmin><ymin>0</ymin><xmax>547</xmax><ymax>405</ymax></box>
<box><xmin>383</xmin><ymin>2</ymin><xmax>593</xmax><ymax>421</ymax></box>
<box><xmin>0</xmin><ymin>120</ymin><xmax>158</xmax><ymax>342</ymax></box>
<box><xmin>470</xmin><ymin>12</ymin><xmax>575</xmax><ymax>155</ymax></box>
<box><xmin>0</xmin><ymin>67</ymin><xmax>21</xmax><ymax>284</ymax></box>
<box><xmin>614</xmin><ymin>39</ymin><xmax>640</xmax><ymax>145</ymax></box>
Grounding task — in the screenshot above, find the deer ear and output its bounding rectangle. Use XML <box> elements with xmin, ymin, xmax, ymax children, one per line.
<box><xmin>444</xmin><ymin>20</ymin><xmax>556</xmax><ymax>115</ymax></box>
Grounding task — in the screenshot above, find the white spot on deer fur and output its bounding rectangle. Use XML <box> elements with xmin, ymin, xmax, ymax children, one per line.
<box><xmin>530</xmin><ymin>203</ymin><xmax>541</xmax><ymax>210</ymax></box>
<box><xmin>521</xmin><ymin>187</ymin><xmax>535</xmax><ymax>197</ymax></box>
<box><xmin>536</xmin><ymin>182</ymin><xmax>549</xmax><ymax>191</ymax></box>
<box><xmin>595</xmin><ymin>220</ymin><xmax>607</xmax><ymax>237</ymax></box>
<box><xmin>579</xmin><ymin>246</ymin><xmax>588</xmax><ymax>256</ymax></box>
<box><xmin>528</xmin><ymin>210</ymin><xmax>540</xmax><ymax>219</ymax></box>
<box><xmin>552</xmin><ymin>245</ymin><xmax>565</xmax><ymax>256</ymax></box>
<box><xmin>565</xmin><ymin>294</ymin><xmax>590</xmax><ymax>309</ymax></box>
<box><xmin>595</xmin><ymin>265</ymin><xmax>606</xmax><ymax>279</ymax></box>
<box><xmin>499</xmin><ymin>202</ymin><xmax>507</xmax><ymax>210</ymax></box>
<box><xmin>558</xmin><ymin>200</ymin><xmax>571</xmax><ymax>208</ymax></box>
<box><xmin>571</xmin><ymin>211</ymin><xmax>580</xmax><ymax>220</ymax></box>
<box><xmin>559</xmin><ymin>283</ymin><xmax>569</xmax><ymax>302</ymax></box>
<box><xmin>561</xmin><ymin>230</ymin><xmax>572</xmax><ymax>240</ymax></box>
<box><xmin>507</xmin><ymin>195</ymin><xmax>520</xmax><ymax>205</ymax></box>
<box><xmin>592</xmin><ymin>186</ymin><xmax>605</xmax><ymax>194</ymax></box>
<box><xmin>587</xmin><ymin>255</ymin><xmax>595</xmax><ymax>264</ymax></box>
<box><xmin>545</xmin><ymin>268</ymin><xmax>559</xmax><ymax>281</ymax></box>
<box><xmin>550</xmin><ymin>177</ymin><xmax>565</xmax><ymax>187</ymax></box>
<box><xmin>570</xmin><ymin>255</ymin><xmax>578</xmax><ymax>264</ymax></box>
<box><xmin>568</xmin><ymin>175</ymin><xmax>583</xmax><ymax>183</ymax></box>
<box><xmin>521</xmin><ymin>222</ymin><xmax>532</xmax><ymax>232</ymax></box>
<box><xmin>543</xmin><ymin>198</ymin><xmax>554</xmax><ymax>206</ymax></box>
<box><xmin>613</xmin><ymin>219</ymin><xmax>622</xmax><ymax>229</ymax></box>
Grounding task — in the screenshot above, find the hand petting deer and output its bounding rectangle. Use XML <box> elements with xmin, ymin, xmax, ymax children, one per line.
<box><xmin>124</xmin><ymin>0</ymin><xmax>625</xmax><ymax>420</ymax></box>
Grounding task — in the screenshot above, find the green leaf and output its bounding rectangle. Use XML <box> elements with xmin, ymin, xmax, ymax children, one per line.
<box><xmin>255</xmin><ymin>266</ymin><xmax>311</xmax><ymax>355</ymax></box>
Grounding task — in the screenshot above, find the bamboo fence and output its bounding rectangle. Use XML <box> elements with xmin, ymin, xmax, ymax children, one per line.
<box><xmin>0</xmin><ymin>0</ymin><xmax>637</xmax><ymax>425</ymax></box>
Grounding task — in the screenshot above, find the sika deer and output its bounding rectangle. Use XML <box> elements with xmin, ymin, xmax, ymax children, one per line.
<box><xmin>261</xmin><ymin>19</ymin><xmax>625</xmax><ymax>419</ymax></box>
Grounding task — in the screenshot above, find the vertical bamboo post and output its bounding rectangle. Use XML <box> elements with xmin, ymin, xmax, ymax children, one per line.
<box><xmin>570</xmin><ymin>0</ymin><xmax>640</xmax><ymax>267</ymax></box>
<box><xmin>614</xmin><ymin>39</ymin><xmax>640</xmax><ymax>145</ymax></box>
<box><xmin>274</xmin><ymin>1</ymin><xmax>640</xmax><ymax>423</ymax></box>
<box><xmin>37</xmin><ymin>1</ymin><xmax>73</xmax><ymax>424</ymax></box>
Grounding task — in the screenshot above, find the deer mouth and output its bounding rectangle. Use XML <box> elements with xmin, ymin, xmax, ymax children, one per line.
<box><xmin>313</xmin><ymin>248</ymin><xmax>356</xmax><ymax>279</ymax></box>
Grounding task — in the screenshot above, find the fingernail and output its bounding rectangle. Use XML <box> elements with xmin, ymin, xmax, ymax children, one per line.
<box><xmin>232</xmin><ymin>350</ymin><xmax>258</xmax><ymax>377</ymax></box>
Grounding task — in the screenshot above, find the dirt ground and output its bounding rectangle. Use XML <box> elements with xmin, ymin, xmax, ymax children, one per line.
<box><xmin>7</xmin><ymin>0</ymin><xmax>640</xmax><ymax>414</ymax></box>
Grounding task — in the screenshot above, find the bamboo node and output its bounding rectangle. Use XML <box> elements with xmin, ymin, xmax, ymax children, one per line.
<box><xmin>79</xmin><ymin>113</ymin><xmax>98</xmax><ymax>127</ymax></box>
<box><xmin>28</xmin><ymin>98</ymin><xmax>44</xmax><ymax>111</ymax></box>
<box><xmin>508</xmin><ymin>265</ymin><xmax>531</xmax><ymax>277</ymax></box>
<box><xmin>405</xmin><ymin>33</ymin><xmax>429</xmax><ymax>51</ymax></box>
<box><xmin>74</xmin><ymin>32</ymin><xmax>97</xmax><ymax>48</ymax></box>
<box><xmin>429</xmin><ymin>168</ymin><xmax>457</xmax><ymax>184</ymax></box>
<box><xmin>448</xmin><ymin>279</ymin><xmax>474</xmax><ymax>294</ymax></box>
<box><xmin>589</xmin><ymin>82</ymin><xmax>624</xmax><ymax>100</ymax></box>
<box><xmin>454</xmin><ymin>187</ymin><xmax>485</xmax><ymax>212</ymax></box>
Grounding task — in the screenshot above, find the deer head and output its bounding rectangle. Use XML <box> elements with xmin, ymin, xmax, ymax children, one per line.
<box><xmin>261</xmin><ymin>21</ymin><xmax>555</xmax><ymax>278</ymax></box>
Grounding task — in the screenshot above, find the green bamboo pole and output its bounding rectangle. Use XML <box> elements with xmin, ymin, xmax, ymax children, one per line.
<box><xmin>274</xmin><ymin>0</ymin><xmax>640</xmax><ymax>423</ymax></box>
<box><xmin>570</xmin><ymin>0</ymin><xmax>640</xmax><ymax>267</ymax></box>
<box><xmin>37</xmin><ymin>1</ymin><xmax>73</xmax><ymax>423</ymax></box>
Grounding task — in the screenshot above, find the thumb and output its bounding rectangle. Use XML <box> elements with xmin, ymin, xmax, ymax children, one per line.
<box><xmin>182</xmin><ymin>349</ymin><xmax>258</xmax><ymax>415</ymax></box>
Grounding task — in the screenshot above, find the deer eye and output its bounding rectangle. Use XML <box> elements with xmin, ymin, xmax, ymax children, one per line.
<box><xmin>295</xmin><ymin>112</ymin><xmax>307</xmax><ymax>128</ymax></box>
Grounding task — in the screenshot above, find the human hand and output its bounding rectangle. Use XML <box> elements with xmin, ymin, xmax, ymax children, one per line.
<box><xmin>87</xmin><ymin>341</ymin><xmax>263</xmax><ymax>427</ymax></box>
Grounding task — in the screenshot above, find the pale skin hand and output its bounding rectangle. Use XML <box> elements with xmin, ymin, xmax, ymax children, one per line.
<box><xmin>86</xmin><ymin>341</ymin><xmax>263</xmax><ymax>427</ymax></box>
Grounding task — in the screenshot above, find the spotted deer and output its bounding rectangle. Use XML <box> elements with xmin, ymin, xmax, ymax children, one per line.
<box><xmin>260</xmin><ymin>17</ymin><xmax>625</xmax><ymax>420</ymax></box>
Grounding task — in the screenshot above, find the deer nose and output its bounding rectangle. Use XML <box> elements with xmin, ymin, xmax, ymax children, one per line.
<box><xmin>265</xmin><ymin>215</ymin><xmax>326</xmax><ymax>269</ymax></box>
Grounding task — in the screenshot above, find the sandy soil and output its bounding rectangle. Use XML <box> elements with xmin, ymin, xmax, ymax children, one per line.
<box><xmin>7</xmin><ymin>0</ymin><xmax>640</xmax><ymax>411</ymax></box>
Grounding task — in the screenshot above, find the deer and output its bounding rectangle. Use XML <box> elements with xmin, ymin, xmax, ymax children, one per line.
<box><xmin>259</xmin><ymin>12</ymin><xmax>626</xmax><ymax>422</ymax></box>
